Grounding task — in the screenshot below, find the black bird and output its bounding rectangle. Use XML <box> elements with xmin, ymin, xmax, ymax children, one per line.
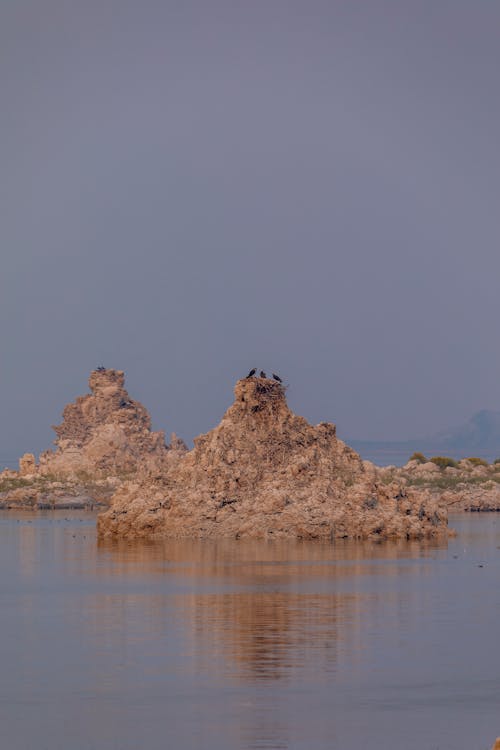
<box><xmin>246</xmin><ymin>368</ymin><xmax>257</xmax><ymax>378</ymax></box>
<box><xmin>272</xmin><ymin>372</ymin><xmax>282</xmax><ymax>383</ymax></box>
<box><xmin>96</xmin><ymin>365</ymin><xmax>106</xmax><ymax>372</ymax></box>
<box><xmin>260</xmin><ymin>370</ymin><xmax>267</xmax><ymax>378</ymax></box>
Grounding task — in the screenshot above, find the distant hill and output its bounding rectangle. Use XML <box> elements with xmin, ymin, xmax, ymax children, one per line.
<box><xmin>431</xmin><ymin>409</ymin><xmax>500</xmax><ymax>451</ymax></box>
<box><xmin>349</xmin><ymin>410</ymin><xmax>500</xmax><ymax>466</ymax></box>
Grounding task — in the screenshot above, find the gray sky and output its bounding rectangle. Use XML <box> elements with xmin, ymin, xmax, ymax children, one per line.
<box><xmin>1</xmin><ymin>0</ymin><xmax>500</xmax><ymax>462</ymax></box>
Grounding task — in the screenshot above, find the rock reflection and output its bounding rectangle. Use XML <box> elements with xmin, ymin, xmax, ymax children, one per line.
<box><xmin>189</xmin><ymin>591</ymin><xmax>346</xmax><ymax>681</ymax></box>
<box><xmin>3</xmin><ymin>514</ymin><xmax>499</xmax><ymax>750</ymax></box>
<box><xmin>95</xmin><ymin>535</ymin><xmax>448</xmax><ymax>579</ymax></box>
<box><xmin>96</xmin><ymin>536</ymin><xmax>449</xmax><ymax>683</ymax></box>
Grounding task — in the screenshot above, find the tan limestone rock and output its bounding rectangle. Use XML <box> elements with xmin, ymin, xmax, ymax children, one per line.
<box><xmin>413</xmin><ymin>462</ymin><xmax>440</xmax><ymax>475</ymax></box>
<box><xmin>98</xmin><ymin>377</ymin><xmax>449</xmax><ymax>541</ymax></box>
<box><xmin>391</xmin><ymin>455</ymin><xmax>500</xmax><ymax>512</ymax></box>
<box><xmin>169</xmin><ymin>432</ymin><xmax>188</xmax><ymax>452</ymax></box>
<box><xmin>38</xmin><ymin>368</ymin><xmax>172</xmax><ymax>478</ymax></box>
<box><xmin>2</xmin><ymin>368</ymin><xmax>188</xmax><ymax>509</ymax></box>
<box><xmin>19</xmin><ymin>453</ymin><xmax>36</xmax><ymax>476</ymax></box>
<box><xmin>0</xmin><ymin>469</ymin><xmax>18</xmax><ymax>480</ymax></box>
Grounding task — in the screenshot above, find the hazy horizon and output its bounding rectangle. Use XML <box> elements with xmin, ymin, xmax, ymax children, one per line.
<box><xmin>2</xmin><ymin>1</ymin><xmax>500</xmax><ymax>461</ymax></box>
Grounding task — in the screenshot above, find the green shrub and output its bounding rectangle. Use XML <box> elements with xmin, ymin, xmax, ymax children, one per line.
<box><xmin>409</xmin><ymin>452</ymin><xmax>427</xmax><ymax>463</ymax></box>
<box><xmin>466</xmin><ymin>457</ymin><xmax>489</xmax><ymax>467</ymax></box>
<box><xmin>0</xmin><ymin>476</ymin><xmax>33</xmax><ymax>493</ymax></box>
<box><xmin>430</xmin><ymin>456</ymin><xmax>459</xmax><ymax>469</ymax></box>
<box><xmin>494</xmin><ymin>458</ymin><xmax>500</xmax><ymax>465</ymax></box>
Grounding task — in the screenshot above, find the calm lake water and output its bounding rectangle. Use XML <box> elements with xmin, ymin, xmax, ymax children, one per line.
<box><xmin>0</xmin><ymin>511</ymin><xmax>498</xmax><ymax>750</ymax></box>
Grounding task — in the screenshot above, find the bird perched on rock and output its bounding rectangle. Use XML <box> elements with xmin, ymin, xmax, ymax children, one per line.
<box><xmin>260</xmin><ymin>370</ymin><xmax>267</xmax><ymax>378</ymax></box>
<box><xmin>272</xmin><ymin>373</ymin><xmax>282</xmax><ymax>383</ymax></box>
<box><xmin>246</xmin><ymin>368</ymin><xmax>257</xmax><ymax>378</ymax></box>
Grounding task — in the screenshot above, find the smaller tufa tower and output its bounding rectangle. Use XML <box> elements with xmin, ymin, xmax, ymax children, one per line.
<box><xmin>19</xmin><ymin>453</ymin><xmax>36</xmax><ymax>476</ymax></box>
<box><xmin>37</xmin><ymin>368</ymin><xmax>175</xmax><ymax>477</ymax></box>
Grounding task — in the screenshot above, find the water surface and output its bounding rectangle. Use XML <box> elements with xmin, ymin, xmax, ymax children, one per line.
<box><xmin>0</xmin><ymin>511</ymin><xmax>498</xmax><ymax>750</ymax></box>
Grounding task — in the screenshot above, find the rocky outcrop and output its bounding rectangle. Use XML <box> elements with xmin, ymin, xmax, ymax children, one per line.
<box><xmin>19</xmin><ymin>453</ymin><xmax>36</xmax><ymax>476</ymax></box>
<box><xmin>98</xmin><ymin>377</ymin><xmax>449</xmax><ymax>540</ymax></box>
<box><xmin>0</xmin><ymin>474</ymin><xmax>119</xmax><ymax>510</ymax></box>
<box><xmin>381</xmin><ymin>459</ymin><xmax>500</xmax><ymax>511</ymax></box>
<box><xmin>38</xmin><ymin>368</ymin><xmax>172</xmax><ymax>477</ymax></box>
<box><xmin>0</xmin><ymin>368</ymin><xmax>186</xmax><ymax>509</ymax></box>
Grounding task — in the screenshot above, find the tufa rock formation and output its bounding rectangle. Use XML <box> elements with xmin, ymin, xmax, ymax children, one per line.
<box><xmin>38</xmin><ymin>368</ymin><xmax>174</xmax><ymax>477</ymax></box>
<box><xmin>98</xmin><ymin>377</ymin><xmax>449</xmax><ymax>540</ymax></box>
<box><xmin>19</xmin><ymin>453</ymin><xmax>37</xmax><ymax>476</ymax></box>
<box><xmin>0</xmin><ymin>368</ymin><xmax>187</xmax><ymax>510</ymax></box>
<box><xmin>380</xmin><ymin>458</ymin><xmax>500</xmax><ymax>512</ymax></box>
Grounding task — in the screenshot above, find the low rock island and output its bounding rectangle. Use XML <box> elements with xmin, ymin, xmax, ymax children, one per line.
<box><xmin>97</xmin><ymin>376</ymin><xmax>448</xmax><ymax>540</ymax></box>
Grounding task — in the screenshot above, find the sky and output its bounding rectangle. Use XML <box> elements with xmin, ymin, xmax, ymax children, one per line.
<box><xmin>1</xmin><ymin>0</ymin><xmax>500</xmax><ymax>463</ymax></box>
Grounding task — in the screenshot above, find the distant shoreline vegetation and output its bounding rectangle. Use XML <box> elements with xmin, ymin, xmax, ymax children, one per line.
<box><xmin>349</xmin><ymin>440</ymin><xmax>500</xmax><ymax>468</ymax></box>
<box><xmin>409</xmin><ymin>453</ymin><xmax>499</xmax><ymax>468</ymax></box>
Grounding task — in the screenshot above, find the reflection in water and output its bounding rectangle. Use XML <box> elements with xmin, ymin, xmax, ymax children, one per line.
<box><xmin>95</xmin><ymin>536</ymin><xmax>448</xmax><ymax>685</ymax></box>
<box><xmin>1</xmin><ymin>512</ymin><xmax>499</xmax><ymax>750</ymax></box>
<box><xmin>90</xmin><ymin>536</ymin><xmax>452</xmax><ymax>749</ymax></box>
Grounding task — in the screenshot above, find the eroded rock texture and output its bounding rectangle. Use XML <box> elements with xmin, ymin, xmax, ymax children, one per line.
<box><xmin>380</xmin><ymin>458</ymin><xmax>500</xmax><ymax>511</ymax></box>
<box><xmin>0</xmin><ymin>369</ymin><xmax>189</xmax><ymax>509</ymax></box>
<box><xmin>98</xmin><ymin>377</ymin><xmax>448</xmax><ymax>540</ymax></box>
<box><xmin>38</xmin><ymin>368</ymin><xmax>172</xmax><ymax>477</ymax></box>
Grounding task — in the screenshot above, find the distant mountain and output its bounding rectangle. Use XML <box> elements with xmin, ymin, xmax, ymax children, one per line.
<box><xmin>349</xmin><ymin>410</ymin><xmax>500</xmax><ymax>466</ymax></box>
<box><xmin>430</xmin><ymin>409</ymin><xmax>500</xmax><ymax>451</ymax></box>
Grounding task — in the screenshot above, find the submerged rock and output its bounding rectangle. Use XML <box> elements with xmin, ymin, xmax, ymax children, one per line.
<box><xmin>98</xmin><ymin>377</ymin><xmax>448</xmax><ymax>540</ymax></box>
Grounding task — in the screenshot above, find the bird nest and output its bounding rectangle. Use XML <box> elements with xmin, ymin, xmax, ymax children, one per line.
<box><xmin>254</xmin><ymin>380</ymin><xmax>286</xmax><ymax>402</ymax></box>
